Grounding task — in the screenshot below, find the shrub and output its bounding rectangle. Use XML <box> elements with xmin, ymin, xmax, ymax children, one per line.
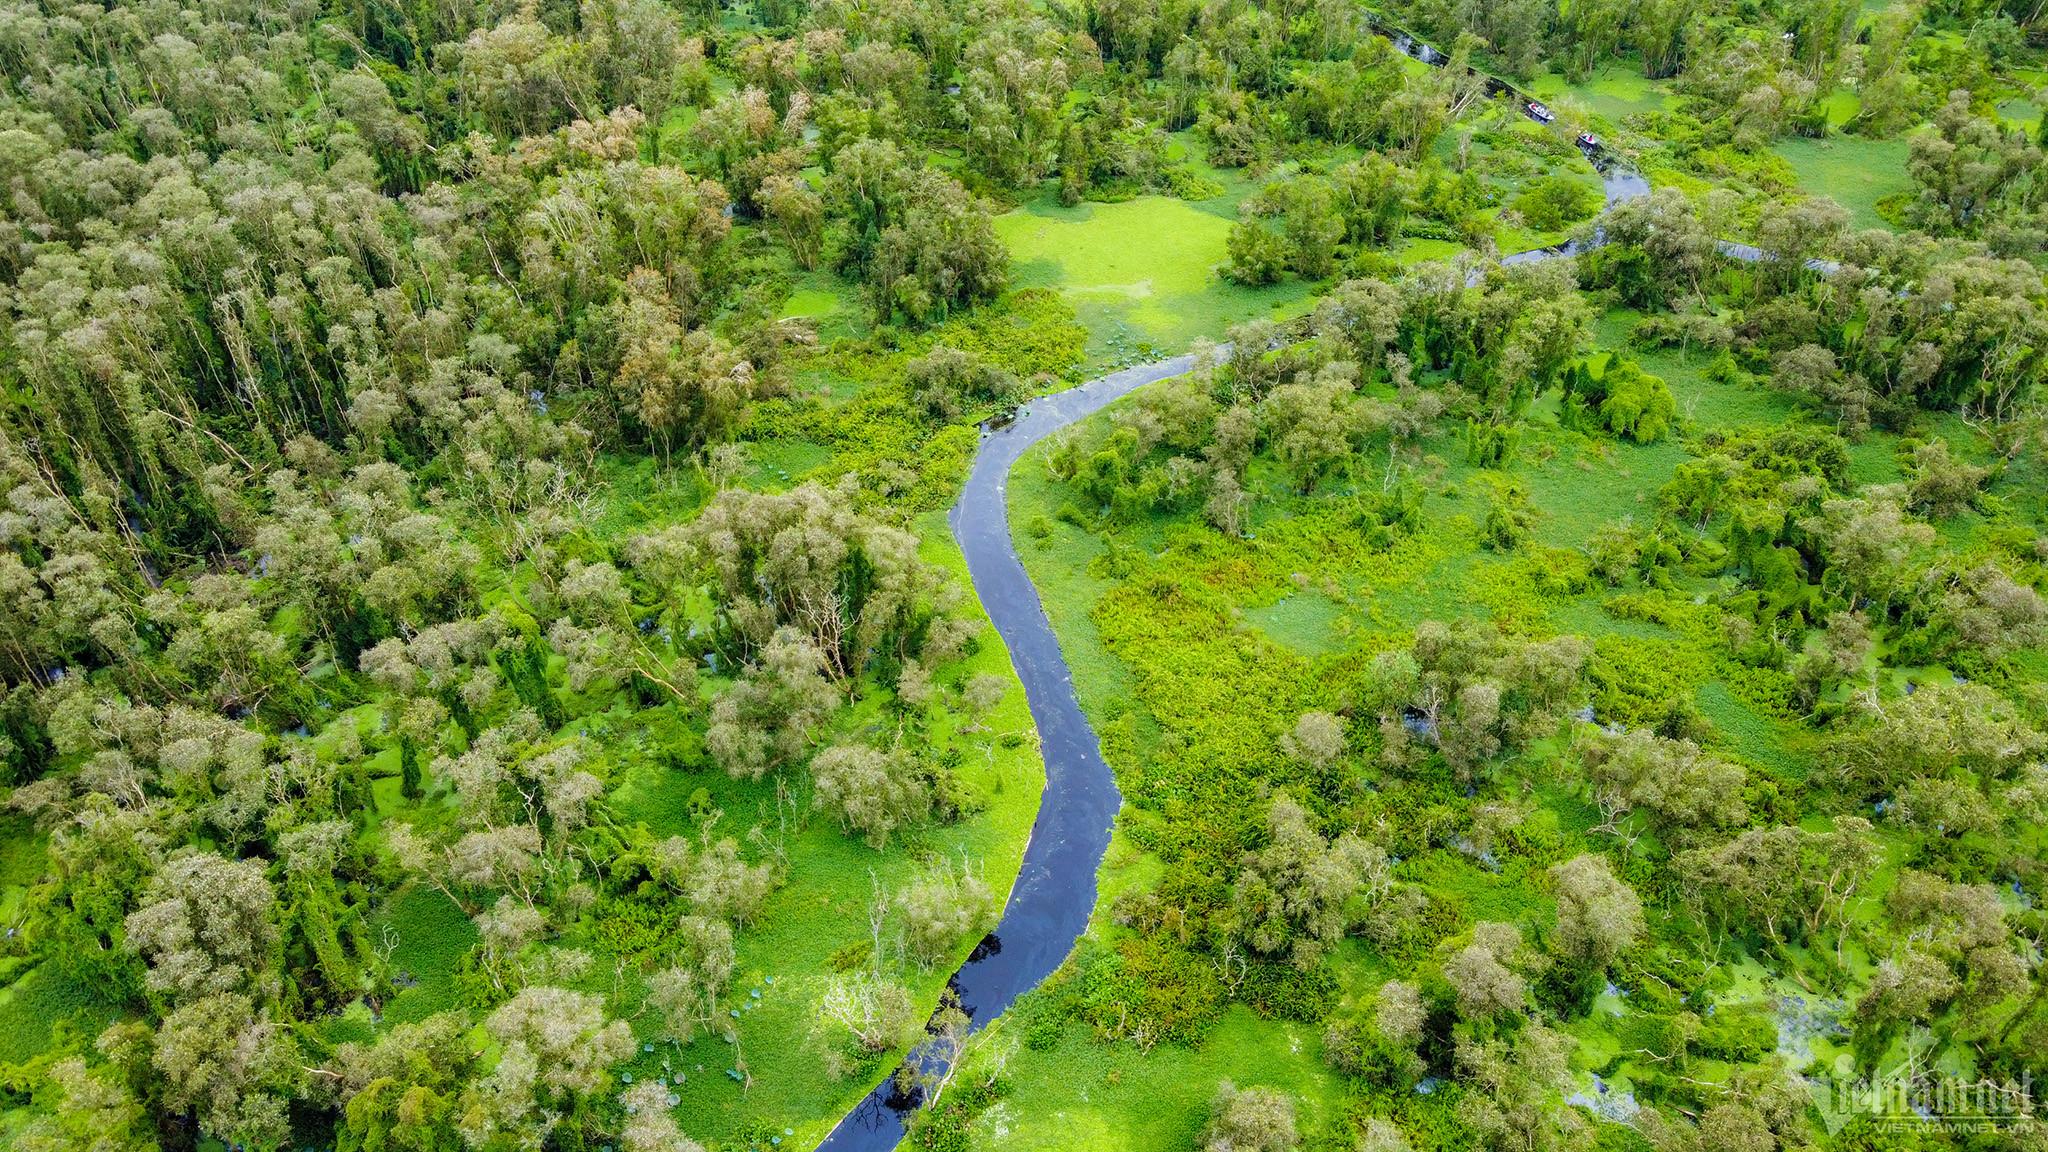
<box><xmin>1201</xmin><ymin>1081</ymin><xmax>1298</xmax><ymax>1152</ymax></box>
<box><xmin>1482</xmin><ymin>484</ymin><xmax>1534</xmax><ymax>552</ymax></box>
<box><xmin>895</xmin><ymin>860</ymin><xmax>996</xmax><ymax>969</ymax></box>
<box><xmin>906</xmin><ymin>346</ymin><xmax>1021</xmax><ymax>421</ymax></box>
<box><xmin>1512</xmin><ymin>175</ymin><xmax>1602</xmax><ymax>231</ymax></box>
<box><xmin>812</xmin><ymin>742</ymin><xmax>930</xmax><ymax>848</ymax></box>
<box><xmin>1598</xmin><ymin>363</ymin><xmax>1677</xmax><ymax>444</ymax></box>
<box><xmin>1563</xmin><ymin>355</ymin><xmax>1676</xmax><ymax>443</ymax></box>
<box><xmin>1226</xmin><ymin>219</ymin><xmax>1292</xmax><ymax>285</ymax></box>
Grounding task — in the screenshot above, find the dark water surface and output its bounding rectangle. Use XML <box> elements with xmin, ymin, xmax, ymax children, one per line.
<box><xmin>812</xmin><ymin>355</ymin><xmax>1202</xmax><ymax>1151</ymax></box>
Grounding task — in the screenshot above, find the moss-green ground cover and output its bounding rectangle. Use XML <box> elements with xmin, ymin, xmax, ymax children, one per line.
<box><xmin>964</xmin><ymin>1005</ymin><xmax>1345</xmax><ymax>1150</ymax></box>
<box><xmin>1769</xmin><ymin>135</ymin><xmax>1916</xmax><ymax>230</ymax></box>
<box><xmin>997</xmin><ymin>195</ymin><xmax>1317</xmax><ymax>370</ymax></box>
<box><xmin>1528</xmin><ymin>63</ymin><xmax>1682</xmax><ymax>124</ymax></box>
<box><xmin>1997</xmin><ymin>95</ymin><xmax>2042</xmax><ymax>134</ymax></box>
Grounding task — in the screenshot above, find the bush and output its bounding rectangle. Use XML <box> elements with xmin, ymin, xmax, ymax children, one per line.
<box><xmin>1512</xmin><ymin>175</ymin><xmax>1602</xmax><ymax>232</ymax></box>
<box><xmin>906</xmin><ymin>346</ymin><xmax>1022</xmax><ymax>421</ymax></box>
<box><xmin>1466</xmin><ymin>420</ymin><xmax>1520</xmax><ymax>466</ymax></box>
<box><xmin>1599</xmin><ymin>364</ymin><xmax>1677</xmax><ymax>444</ymax></box>
<box><xmin>1072</xmin><ymin>935</ymin><xmax>1225</xmax><ymax>1048</ymax></box>
<box><xmin>1165</xmin><ymin>166</ymin><xmax>1227</xmax><ymax>201</ymax></box>
<box><xmin>1235</xmin><ymin>958</ymin><xmax>1337</xmax><ymax>1021</ymax></box>
<box><xmin>1563</xmin><ymin>355</ymin><xmax>1676</xmax><ymax>443</ymax></box>
<box><xmin>895</xmin><ymin>860</ymin><xmax>996</xmax><ymax>969</ymax></box>
<box><xmin>1694</xmin><ymin>1005</ymin><xmax>1776</xmax><ymax>1062</ymax></box>
<box><xmin>1482</xmin><ymin>484</ymin><xmax>1534</xmax><ymax>552</ymax></box>
<box><xmin>1226</xmin><ymin>219</ymin><xmax>1292</xmax><ymax>285</ymax></box>
<box><xmin>1202</xmin><ymin>1081</ymin><xmax>1298</xmax><ymax>1152</ymax></box>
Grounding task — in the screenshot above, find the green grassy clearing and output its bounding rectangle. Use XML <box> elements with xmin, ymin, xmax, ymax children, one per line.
<box><xmin>1998</xmin><ymin>95</ymin><xmax>2042</xmax><ymax>134</ymax></box>
<box><xmin>375</xmin><ymin>885</ymin><xmax>480</xmax><ymax>1027</ymax></box>
<box><xmin>965</xmin><ymin>1007</ymin><xmax>1347</xmax><ymax>1149</ymax></box>
<box><xmin>1527</xmin><ymin>62</ymin><xmax>1681</xmax><ymax>124</ymax></box>
<box><xmin>0</xmin><ymin>964</ymin><xmax>122</xmax><ymax>1068</ymax></box>
<box><xmin>1244</xmin><ymin>591</ymin><xmax>1351</xmax><ymax>657</ymax></box>
<box><xmin>1394</xmin><ymin>236</ymin><xmax>1465</xmax><ymax>264</ymax></box>
<box><xmin>1769</xmin><ymin>135</ymin><xmax>1915</xmax><ymax>230</ymax></box>
<box><xmin>0</xmin><ymin>814</ymin><xmax>42</xmax><ymax>942</ymax></box>
<box><xmin>996</xmin><ymin>195</ymin><xmax>1317</xmax><ymax>368</ymax></box>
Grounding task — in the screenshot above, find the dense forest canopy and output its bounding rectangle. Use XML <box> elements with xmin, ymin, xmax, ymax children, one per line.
<box><xmin>0</xmin><ymin>0</ymin><xmax>2044</xmax><ymax>1147</ymax></box>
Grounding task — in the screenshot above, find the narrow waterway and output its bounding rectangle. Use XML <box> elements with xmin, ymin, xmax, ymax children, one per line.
<box><xmin>813</xmin><ymin>356</ymin><xmax>1204</xmax><ymax>1150</ymax></box>
<box><xmin>814</xmin><ymin>27</ymin><xmax>1689</xmax><ymax>1152</ymax></box>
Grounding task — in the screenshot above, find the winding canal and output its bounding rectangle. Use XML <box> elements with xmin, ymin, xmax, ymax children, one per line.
<box><xmin>811</xmin><ymin>25</ymin><xmax>1751</xmax><ymax>1152</ymax></box>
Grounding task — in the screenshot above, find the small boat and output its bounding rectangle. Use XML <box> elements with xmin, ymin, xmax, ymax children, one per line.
<box><xmin>1526</xmin><ymin>101</ymin><xmax>1555</xmax><ymax>124</ymax></box>
<box><xmin>1577</xmin><ymin>132</ymin><xmax>1600</xmax><ymax>150</ymax></box>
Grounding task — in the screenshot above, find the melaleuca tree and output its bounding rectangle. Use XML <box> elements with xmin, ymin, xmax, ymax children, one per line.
<box><xmin>1443</xmin><ymin>922</ymin><xmax>1532</xmax><ymax>1023</ymax></box>
<box><xmin>1933</xmin><ymin>563</ymin><xmax>2048</xmax><ymax>663</ymax></box>
<box><xmin>450</xmin><ymin>12</ymin><xmax>596</xmax><ymax>139</ymax></box>
<box><xmin>1798</xmin><ymin>490</ymin><xmax>1936</xmax><ymax>612</ymax></box>
<box><xmin>151</xmin><ymin>992</ymin><xmax>300</xmax><ymax>1150</ymax></box>
<box><xmin>958</xmin><ymin>14</ymin><xmax>1073</xmax><ymax>187</ymax></box>
<box><xmin>1547</xmin><ymin>854</ymin><xmax>1644</xmax><ymax>981</ymax></box>
<box><xmin>1450</xmin><ymin>1023</ymin><xmax>1585</xmax><ymax>1152</ymax></box>
<box><xmin>645</xmin><ymin>915</ymin><xmax>737</xmax><ymax>1043</ymax></box>
<box><xmin>905</xmin><ymin>346</ymin><xmax>1021</xmax><ymax>421</ymax></box>
<box><xmin>759</xmin><ymin>172</ymin><xmax>826</xmax><ymax>269</ymax></box>
<box><xmin>1575</xmin><ymin>187</ymin><xmax>1718</xmax><ymax>310</ymax></box>
<box><xmin>1260</xmin><ymin>361</ymin><xmax>1386</xmax><ymax>492</ymax></box>
<box><xmin>704</xmin><ymin>628</ymin><xmax>842</xmax><ymax>779</ymax></box>
<box><xmin>1826</xmin><ymin>680</ymin><xmax>2043</xmax><ymax>793</ymax></box>
<box><xmin>334</xmin><ymin>1015</ymin><xmax>479</xmax><ymax>1152</ymax></box>
<box><xmin>1579</xmin><ymin>727</ymin><xmax>1749</xmax><ymax>846</ymax></box>
<box><xmin>645</xmin><ymin>830</ymin><xmax>777</xmax><ymax>925</ymax></box>
<box><xmin>893</xmin><ymin>857</ymin><xmax>996</xmax><ymax>969</ymax></box>
<box><xmin>380</xmin><ymin>719</ymin><xmax>608</xmax><ymax>919</ymax></box>
<box><xmin>821</xmin><ymin>138</ymin><xmax>1008</xmax><ymax>325</ymax></box>
<box><xmin>18</xmin><ymin>795</ymin><xmax>153</xmax><ymax>1003</ymax></box>
<box><xmin>1084</xmin><ymin>0</ymin><xmax>1165</xmax><ymax>69</ymax></box>
<box><xmin>811</xmin><ymin>741</ymin><xmax>931</xmax><ymax>847</ymax></box>
<box><xmin>1676</xmin><ymin>818</ymin><xmax>1881</xmax><ymax>947</ymax></box>
<box><xmin>691</xmin><ymin>87</ymin><xmax>808</xmax><ymax>215</ymax></box>
<box><xmin>276</xmin><ymin>820</ymin><xmax>378</xmax><ymax>1014</ymax></box>
<box><xmin>1279</xmin><ymin>711</ymin><xmax>1345</xmax><ymax>773</ymax></box>
<box><xmin>1231</xmin><ymin>793</ymin><xmax>1390</xmax><ymax>969</ymax></box>
<box><xmin>1905</xmin><ymin>438</ymin><xmax>1987</xmax><ymax>517</ymax></box>
<box><xmin>11</xmin><ymin>1054</ymin><xmax>160</xmax><ymax>1152</ymax></box>
<box><xmin>1200</xmin><ymin>1082</ymin><xmax>1298</xmax><ymax>1152</ymax></box>
<box><xmin>1311</xmin><ymin>278</ymin><xmax>1405</xmax><ymax>374</ymax></box>
<box><xmin>645</xmin><ymin>477</ymin><xmax>971</xmax><ymax>678</ymax></box>
<box><xmin>619</xmin><ymin>1080</ymin><xmax>710</xmax><ymax>1152</ymax></box>
<box><xmin>458</xmin><ymin>986</ymin><xmax>635</xmax><ymax>1149</ymax></box>
<box><xmin>1908</xmin><ymin>90</ymin><xmax>2045</xmax><ymax>243</ymax></box>
<box><xmin>580</xmin><ymin>0</ymin><xmax>700</xmax><ymax>123</ymax></box>
<box><xmin>1852</xmin><ymin>871</ymin><xmax>2031</xmax><ymax>1068</ymax></box>
<box><xmin>124</xmin><ymin>850</ymin><xmax>279</xmax><ymax>1007</ymax></box>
